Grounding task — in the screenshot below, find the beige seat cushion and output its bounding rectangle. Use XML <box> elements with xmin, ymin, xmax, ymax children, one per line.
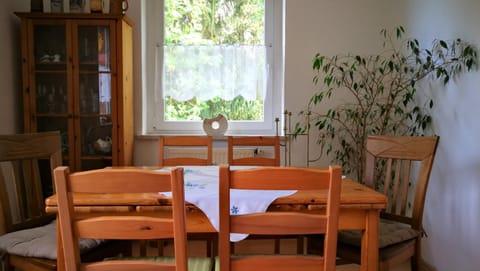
<box><xmin>338</xmin><ymin>220</ymin><xmax>420</xmax><ymax>248</ymax></box>
<box><xmin>0</xmin><ymin>220</ymin><xmax>103</xmax><ymax>260</ymax></box>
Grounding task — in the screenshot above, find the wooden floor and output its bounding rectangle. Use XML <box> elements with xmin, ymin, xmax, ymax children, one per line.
<box><xmin>150</xmin><ymin>238</ymin><xmax>412</xmax><ymax>271</ymax></box>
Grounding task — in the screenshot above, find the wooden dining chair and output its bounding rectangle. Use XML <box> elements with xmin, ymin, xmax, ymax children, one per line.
<box><xmin>159</xmin><ymin>136</ymin><xmax>213</xmax><ymax>166</ymax></box>
<box><xmin>227</xmin><ymin>135</ymin><xmax>293</xmax><ymax>253</ymax></box>
<box><xmin>335</xmin><ymin>135</ymin><xmax>439</xmax><ymax>271</ymax></box>
<box><xmin>218</xmin><ymin>165</ymin><xmax>342</xmax><ymax>271</ymax></box>
<box><xmin>0</xmin><ymin>131</ymin><xmax>128</xmax><ymax>271</ymax></box>
<box><xmin>158</xmin><ymin>135</ymin><xmax>216</xmax><ymax>257</ymax></box>
<box><xmin>53</xmin><ymin>166</ymin><xmax>213</xmax><ymax>271</ymax></box>
<box><xmin>0</xmin><ymin>131</ymin><xmax>61</xmax><ymax>271</ymax></box>
<box><xmin>227</xmin><ymin>136</ymin><xmax>280</xmax><ymax>166</ymax></box>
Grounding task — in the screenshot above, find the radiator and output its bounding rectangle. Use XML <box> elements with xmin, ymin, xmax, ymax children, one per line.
<box><xmin>165</xmin><ymin>148</ymin><xmax>256</xmax><ymax>165</ymax></box>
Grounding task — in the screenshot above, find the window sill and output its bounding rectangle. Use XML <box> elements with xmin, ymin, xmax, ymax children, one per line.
<box><xmin>135</xmin><ymin>134</ymin><xmax>286</xmax><ymax>142</ymax></box>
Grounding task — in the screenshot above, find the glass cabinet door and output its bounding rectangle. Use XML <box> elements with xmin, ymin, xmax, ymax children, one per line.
<box><xmin>76</xmin><ymin>24</ymin><xmax>113</xmax><ymax>170</ymax></box>
<box><xmin>19</xmin><ymin>13</ymin><xmax>132</xmax><ymax>173</ymax></box>
<box><xmin>32</xmin><ymin>23</ymin><xmax>70</xmax><ymax>166</ymax></box>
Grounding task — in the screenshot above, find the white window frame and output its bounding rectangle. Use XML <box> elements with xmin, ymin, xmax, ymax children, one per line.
<box><xmin>141</xmin><ymin>0</ymin><xmax>284</xmax><ymax>135</ymax></box>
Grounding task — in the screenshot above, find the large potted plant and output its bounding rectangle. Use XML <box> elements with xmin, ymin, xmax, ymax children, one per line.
<box><xmin>295</xmin><ymin>26</ymin><xmax>477</xmax><ymax>183</ymax></box>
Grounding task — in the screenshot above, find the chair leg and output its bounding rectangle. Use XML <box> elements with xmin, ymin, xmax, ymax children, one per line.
<box><xmin>211</xmin><ymin>234</ymin><xmax>219</xmax><ymax>257</ymax></box>
<box><xmin>275</xmin><ymin>237</ymin><xmax>305</xmax><ymax>254</ymax></box>
<box><xmin>274</xmin><ymin>238</ymin><xmax>281</xmax><ymax>254</ymax></box>
<box><xmin>411</xmin><ymin>238</ymin><xmax>422</xmax><ymax>271</ymax></box>
<box><xmin>131</xmin><ymin>240</ymin><xmax>148</xmax><ymax>256</ymax></box>
<box><xmin>205</xmin><ymin>239</ymin><xmax>212</xmax><ymax>257</ymax></box>
<box><xmin>186</xmin><ymin>233</ymin><xmax>217</xmax><ymax>258</ymax></box>
<box><xmin>157</xmin><ymin>240</ymin><xmax>165</xmax><ymax>256</ymax></box>
<box><xmin>296</xmin><ymin>237</ymin><xmax>305</xmax><ymax>254</ymax></box>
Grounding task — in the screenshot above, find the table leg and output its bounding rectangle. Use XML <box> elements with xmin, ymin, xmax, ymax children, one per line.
<box><xmin>56</xmin><ymin>219</ymin><xmax>65</xmax><ymax>271</ymax></box>
<box><xmin>360</xmin><ymin>210</ymin><xmax>380</xmax><ymax>271</ymax></box>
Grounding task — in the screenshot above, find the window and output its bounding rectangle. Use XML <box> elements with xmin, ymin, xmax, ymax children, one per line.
<box><xmin>142</xmin><ymin>0</ymin><xmax>283</xmax><ymax>135</ymax></box>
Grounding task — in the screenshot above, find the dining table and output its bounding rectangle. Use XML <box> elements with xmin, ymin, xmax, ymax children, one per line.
<box><xmin>45</xmin><ymin>166</ymin><xmax>387</xmax><ymax>271</ymax></box>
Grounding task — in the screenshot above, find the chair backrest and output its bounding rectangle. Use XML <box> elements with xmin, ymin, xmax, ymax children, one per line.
<box><xmin>364</xmin><ymin>135</ymin><xmax>439</xmax><ymax>231</ymax></box>
<box><xmin>0</xmin><ymin>131</ymin><xmax>62</xmax><ymax>235</ymax></box>
<box><xmin>159</xmin><ymin>136</ymin><xmax>213</xmax><ymax>166</ymax></box>
<box><xmin>54</xmin><ymin>166</ymin><xmax>188</xmax><ymax>271</ymax></box>
<box><xmin>227</xmin><ymin>136</ymin><xmax>280</xmax><ymax>166</ymax></box>
<box><xmin>218</xmin><ymin>165</ymin><xmax>342</xmax><ymax>271</ymax></box>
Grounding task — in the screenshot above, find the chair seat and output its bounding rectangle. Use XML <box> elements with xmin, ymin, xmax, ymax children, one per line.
<box><xmin>111</xmin><ymin>256</ymin><xmax>213</xmax><ymax>271</ymax></box>
<box><xmin>338</xmin><ymin>220</ymin><xmax>420</xmax><ymax>249</ymax></box>
<box><xmin>0</xmin><ymin>220</ymin><xmax>104</xmax><ymax>260</ymax></box>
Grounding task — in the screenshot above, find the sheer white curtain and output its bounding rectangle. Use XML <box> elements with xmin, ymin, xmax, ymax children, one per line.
<box><xmin>156</xmin><ymin>45</ymin><xmax>267</xmax><ymax>102</ymax></box>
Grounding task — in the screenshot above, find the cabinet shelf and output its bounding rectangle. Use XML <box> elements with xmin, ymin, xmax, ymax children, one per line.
<box><xmin>35</xmin><ymin>114</ymin><xmax>69</xmax><ymax>118</ymax></box>
<box><xmin>34</xmin><ymin>69</ymin><xmax>67</xmax><ymax>74</ymax></box>
<box><xmin>79</xmin><ymin>61</ymin><xmax>103</xmax><ymax>65</ymax></box>
<box><xmin>81</xmin><ymin>156</ymin><xmax>113</xmax><ymax>160</ymax></box>
<box><xmin>36</xmin><ymin>62</ymin><xmax>67</xmax><ymax>65</ymax></box>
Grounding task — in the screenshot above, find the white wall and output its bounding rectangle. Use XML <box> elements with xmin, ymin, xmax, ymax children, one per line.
<box><xmin>0</xmin><ymin>0</ymin><xmax>27</xmax><ymax>134</ymax></box>
<box><xmin>6</xmin><ymin>0</ymin><xmax>480</xmax><ymax>270</ymax></box>
<box><xmin>404</xmin><ymin>1</ymin><xmax>480</xmax><ymax>270</ymax></box>
<box><xmin>283</xmin><ymin>0</ymin><xmax>407</xmax><ymax>166</ymax></box>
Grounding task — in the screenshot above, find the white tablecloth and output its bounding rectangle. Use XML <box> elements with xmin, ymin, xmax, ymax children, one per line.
<box><xmin>159</xmin><ymin>166</ymin><xmax>296</xmax><ymax>242</ymax></box>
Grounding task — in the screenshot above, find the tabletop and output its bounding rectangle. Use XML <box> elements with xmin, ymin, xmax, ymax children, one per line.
<box><xmin>45</xmin><ymin>179</ymin><xmax>386</xmax><ymax>210</ymax></box>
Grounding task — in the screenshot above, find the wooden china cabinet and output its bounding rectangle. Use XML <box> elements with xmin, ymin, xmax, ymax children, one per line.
<box><xmin>16</xmin><ymin>12</ymin><xmax>134</xmax><ymax>171</ymax></box>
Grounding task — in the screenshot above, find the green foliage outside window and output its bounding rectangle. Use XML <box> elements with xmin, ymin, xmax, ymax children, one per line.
<box><xmin>164</xmin><ymin>0</ymin><xmax>264</xmax><ymax>45</ymax></box>
<box><xmin>165</xmin><ymin>96</ymin><xmax>263</xmax><ymax>121</ymax></box>
<box><xmin>163</xmin><ymin>0</ymin><xmax>266</xmax><ymax>121</ymax></box>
